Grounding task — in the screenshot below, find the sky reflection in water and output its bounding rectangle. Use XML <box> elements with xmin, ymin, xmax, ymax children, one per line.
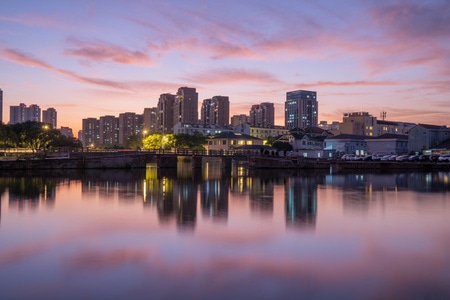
<box><xmin>0</xmin><ymin>164</ymin><xmax>449</xmax><ymax>299</ymax></box>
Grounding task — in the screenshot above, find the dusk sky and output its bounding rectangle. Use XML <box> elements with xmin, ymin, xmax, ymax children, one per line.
<box><xmin>1</xmin><ymin>0</ymin><xmax>449</xmax><ymax>134</ymax></box>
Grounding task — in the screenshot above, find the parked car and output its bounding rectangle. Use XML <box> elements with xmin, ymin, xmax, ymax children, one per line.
<box><xmin>438</xmin><ymin>154</ymin><xmax>450</xmax><ymax>162</ymax></box>
<box><xmin>371</xmin><ymin>154</ymin><xmax>382</xmax><ymax>161</ymax></box>
<box><xmin>362</xmin><ymin>155</ymin><xmax>372</xmax><ymax>161</ymax></box>
<box><xmin>388</xmin><ymin>155</ymin><xmax>398</xmax><ymax>161</ymax></box>
<box><xmin>429</xmin><ymin>154</ymin><xmax>440</xmax><ymax>162</ymax></box>
<box><xmin>380</xmin><ymin>155</ymin><xmax>392</xmax><ymax>161</ymax></box>
<box><xmin>341</xmin><ymin>154</ymin><xmax>355</xmax><ymax>161</ymax></box>
<box><xmin>395</xmin><ymin>155</ymin><xmax>409</xmax><ymax>161</ymax></box>
<box><xmin>418</xmin><ymin>155</ymin><xmax>430</xmax><ymax>162</ymax></box>
<box><xmin>408</xmin><ymin>155</ymin><xmax>420</xmax><ymax>162</ymax></box>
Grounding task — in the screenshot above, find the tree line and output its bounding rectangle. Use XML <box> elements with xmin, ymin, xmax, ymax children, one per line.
<box><xmin>0</xmin><ymin>121</ymin><xmax>82</xmax><ymax>151</ymax></box>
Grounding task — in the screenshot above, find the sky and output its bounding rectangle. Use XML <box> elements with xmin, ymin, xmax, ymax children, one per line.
<box><xmin>1</xmin><ymin>0</ymin><xmax>450</xmax><ymax>134</ymax></box>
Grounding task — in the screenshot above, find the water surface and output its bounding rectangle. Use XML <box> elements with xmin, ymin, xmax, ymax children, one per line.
<box><xmin>1</xmin><ymin>164</ymin><xmax>449</xmax><ymax>299</ymax></box>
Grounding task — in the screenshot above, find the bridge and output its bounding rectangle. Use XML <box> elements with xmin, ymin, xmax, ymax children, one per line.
<box><xmin>0</xmin><ymin>148</ymin><xmax>251</xmax><ymax>170</ymax></box>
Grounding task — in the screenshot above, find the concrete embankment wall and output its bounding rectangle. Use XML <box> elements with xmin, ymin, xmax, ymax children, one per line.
<box><xmin>333</xmin><ymin>161</ymin><xmax>450</xmax><ymax>172</ymax></box>
<box><xmin>0</xmin><ymin>153</ymin><xmax>150</xmax><ymax>170</ymax></box>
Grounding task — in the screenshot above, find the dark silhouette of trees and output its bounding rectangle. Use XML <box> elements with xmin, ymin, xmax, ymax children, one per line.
<box><xmin>0</xmin><ymin>121</ymin><xmax>81</xmax><ymax>150</ymax></box>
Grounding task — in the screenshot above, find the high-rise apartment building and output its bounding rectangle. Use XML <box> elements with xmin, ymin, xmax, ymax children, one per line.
<box><xmin>249</xmin><ymin>102</ymin><xmax>274</xmax><ymax>128</ymax></box>
<box><xmin>143</xmin><ymin>107</ymin><xmax>158</xmax><ymax>135</ymax></box>
<box><xmin>82</xmin><ymin>118</ymin><xmax>100</xmax><ymax>148</ymax></box>
<box><xmin>118</xmin><ymin>112</ymin><xmax>143</xmax><ymax>145</ymax></box>
<box><xmin>231</xmin><ymin>114</ymin><xmax>249</xmax><ymax>127</ymax></box>
<box><xmin>42</xmin><ymin>107</ymin><xmax>57</xmax><ymax>129</ymax></box>
<box><xmin>174</xmin><ymin>87</ymin><xmax>198</xmax><ymax>125</ymax></box>
<box><xmin>157</xmin><ymin>93</ymin><xmax>175</xmax><ymax>133</ymax></box>
<box><xmin>59</xmin><ymin>126</ymin><xmax>74</xmax><ymax>139</ymax></box>
<box><xmin>99</xmin><ymin>115</ymin><xmax>119</xmax><ymax>146</ymax></box>
<box><xmin>285</xmin><ymin>90</ymin><xmax>318</xmax><ymax>129</ymax></box>
<box><xmin>201</xmin><ymin>96</ymin><xmax>230</xmax><ymax>126</ymax></box>
<box><xmin>0</xmin><ymin>88</ymin><xmax>3</xmax><ymax>123</ymax></box>
<box><xmin>9</xmin><ymin>103</ymin><xmax>41</xmax><ymax>124</ymax></box>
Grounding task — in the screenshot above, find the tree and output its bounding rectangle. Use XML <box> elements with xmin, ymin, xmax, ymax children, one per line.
<box><xmin>174</xmin><ymin>133</ymin><xmax>206</xmax><ymax>150</ymax></box>
<box><xmin>0</xmin><ymin>124</ymin><xmax>18</xmax><ymax>148</ymax></box>
<box><xmin>264</xmin><ymin>136</ymin><xmax>277</xmax><ymax>146</ymax></box>
<box><xmin>125</xmin><ymin>134</ymin><xmax>143</xmax><ymax>150</ymax></box>
<box><xmin>142</xmin><ymin>134</ymin><xmax>162</xmax><ymax>149</ymax></box>
<box><xmin>142</xmin><ymin>133</ymin><xmax>176</xmax><ymax>149</ymax></box>
<box><xmin>272</xmin><ymin>141</ymin><xmax>293</xmax><ymax>152</ymax></box>
<box><xmin>3</xmin><ymin>121</ymin><xmax>82</xmax><ymax>151</ymax></box>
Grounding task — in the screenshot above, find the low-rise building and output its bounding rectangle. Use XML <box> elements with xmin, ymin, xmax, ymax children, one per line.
<box><xmin>408</xmin><ymin>124</ymin><xmax>450</xmax><ymax>153</ymax></box>
<box><xmin>276</xmin><ymin>128</ymin><xmax>329</xmax><ymax>158</ymax></box>
<box><xmin>324</xmin><ymin>134</ymin><xmax>368</xmax><ymax>156</ymax></box>
<box><xmin>173</xmin><ymin>123</ymin><xmax>233</xmax><ymax>135</ymax></box>
<box><xmin>206</xmin><ymin>132</ymin><xmax>263</xmax><ymax>151</ymax></box>
<box><xmin>366</xmin><ymin>134</ymin><xmax>408</xmax><ymax>155</ymax></box>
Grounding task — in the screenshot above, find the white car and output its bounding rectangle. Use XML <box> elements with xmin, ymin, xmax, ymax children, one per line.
<box><xmin>396</xmin><ymin>155</ymin><xmax>410</xmax><ymax>161</ymax></box>
<box><xmin>438</xmin><ymin>154</ymin><xmax>450</xmax><ymax>162</ymax></box>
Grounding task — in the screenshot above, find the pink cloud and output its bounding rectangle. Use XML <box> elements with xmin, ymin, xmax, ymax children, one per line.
<box><xmin>184</xmin><ymin>68</ymin><xmax>282</xmax><ymax>85</ymax></box>
<box><xmin>0</xmin><ymin>13</ymin><xmax>68</xmax><ymax>29</ymax></box>
<box><xmin>65</xmin><ymin>37</ymin><xmax>154</xmax><ymax>65</ymax></box>
<box><xmin>0</xmin><ymin>48</ymin><xmax>180</xmax><ymax>93</ymax></box>
<box><xmin>370</xmin><ymin>2</ymin><xmax>450</xmax><ymax>40</ymax></box>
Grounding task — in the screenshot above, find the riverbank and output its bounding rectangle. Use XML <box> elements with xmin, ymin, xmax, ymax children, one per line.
<box><xmin>248</xmin><ymin>156</ymin><xmax>450</xmax><ymax>172</ymax></box>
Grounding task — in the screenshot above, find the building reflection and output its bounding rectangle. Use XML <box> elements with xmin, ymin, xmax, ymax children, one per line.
<box><xmin>1</xmin><ymin>176</ymin><xmax>57</xmax><ymax>211</ymax></box>
<box><xmin>199</xmin><ymin>164</ymin><xmax>229</xmax><ymax>223</ymax></box>
<box><xmin>230</xmin><ymin>164</ymin><xmax>251</xmax><ymax>195</ymax></box>
<box><xmin>248</xmin><ymin>175</ymin><xmax>275</xmax><ymax>217</ymax></box>
<box><xmin>285</xmin><ymin>175</ymin><xmax>321</xmax><ymax>230</ymax></box>
<box><xmin>145</xmin><ymin>163</ymin><xmax>199</xmax><ymax>231</ymax></box>
<box><xmin>81</xmin><ymin>169</ymin><xmax>146</xmax><ymax>203</ymax></box>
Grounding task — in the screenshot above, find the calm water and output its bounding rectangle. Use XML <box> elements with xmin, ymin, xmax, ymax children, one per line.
<box><xmin>1</xmin><ymin>163</ymin><xmax>450</xmax><ymax>299</ymax></box>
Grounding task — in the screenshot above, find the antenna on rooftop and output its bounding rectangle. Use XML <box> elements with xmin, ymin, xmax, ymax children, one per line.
<box><xmin>380</xmin><ymin>111</ymin><xmax>387</xmax><ymax>120</ymax></box>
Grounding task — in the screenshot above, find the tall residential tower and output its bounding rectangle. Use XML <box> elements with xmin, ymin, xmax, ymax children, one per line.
<box><xmin>42</xmin><ymin>107</ymin><xmax>57</xmax><ymax>128</ymax></box>
<box><xmin>201</xmin><ymin>95</ymin><xmax>230</xmax><ymax>126</ymax></box>
<box><xmin>285</xmin><ymin>90</ymin><xmax>318</xmax><ymax>129</ymax></box>
<box><xmin>174</xmin><ymin>87</ymin><xmax>198</xmax><ymax>125</ymax></box>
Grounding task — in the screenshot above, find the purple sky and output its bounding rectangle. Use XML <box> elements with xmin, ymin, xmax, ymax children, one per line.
<box><xmin>1</xmin><ymin>0</ymin><xmax>449</xmax><ymax>133</ymax></box>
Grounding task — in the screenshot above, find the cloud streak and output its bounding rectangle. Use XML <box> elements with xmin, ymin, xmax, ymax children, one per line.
<box><xmin>65</xmin><ymin>37</ymin><xmax>154</xmax><ymax>65</ymax></box>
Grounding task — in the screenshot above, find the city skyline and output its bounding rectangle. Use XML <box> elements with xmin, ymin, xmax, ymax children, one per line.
<box><xmin>1</xmin><ymin>0</ymin><xmax>449</xmax><ymax>134</ymax></box>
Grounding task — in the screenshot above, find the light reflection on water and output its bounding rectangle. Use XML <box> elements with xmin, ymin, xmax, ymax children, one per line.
<box><xmin>0</xmin><ymin>163</ymin><xmax>450</xmax><ymax>299</ymax></box>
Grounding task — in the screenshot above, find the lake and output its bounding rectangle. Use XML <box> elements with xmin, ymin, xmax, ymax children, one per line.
<box><xmin>1</xmin><ymin>163</ymin><xmax>450</xmax><ymax>299</ymax></box>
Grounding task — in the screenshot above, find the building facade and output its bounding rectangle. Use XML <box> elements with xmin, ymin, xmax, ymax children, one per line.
<box><xmin>408</xmin><ymin>124</ymin><xmax>450</xmax><ymax>153</ymax></box>
<box><xmin>9</xmin><ymin>103</ymin><xmax>41</xmax><ymax>124</ymax></box>
<box><xmin>174</xmin><ymin>87</ymin><xmax>198</xmax><ymax>125</ymax></box>
<box><xmin>339</xmin><ymin>112</ymin><xmax>377</xmax><ymax>136</ymax></box>
<box><xmin>324</xmin><ymin>134</ymin><xmax>368</xmax><ymax>156</ymax></box>
<box><xmin>231</xmin><ymin>114</ymin><xmax>249</xmax><ymax>127</ymax></box>
<box><xmin>247</xmin><ymin>125</ymin><xmax>288</xmax><ymax>139</ymax></box>
<box><xmin>173</xmin><ymin>123</ymin><xmax>233</xmax><ymax>136</ymax></box>
<box><xmin>99</xmin><ymin>115</ymin><xmax>119</xmax><ymax>146</ymax></box>
<box><xmin>42</xmin><ymin>107</ymin><xmax>57</xmax><ymax>129</ymax></box>
<box><xmin>285</xmin><ymin>90</ymin><xmax>318</xmax><ymax>129</ymax></box>
<box><xmin>157</xmin><ymin>93</ymin><xmax>175</xmax><ymax>134</ymax></box>
<box><xmin>339</xmin><ymin>112</ymin><xmax>416</xmax><ymax>137</ymax></box>
<box><xmin>82</xmin><ymin>118</ymin><xmax>100</xmax><ymax>148</ymax></box>
<box><xmin>59</xmin><ymin>126</ymin><xmax>74</xmax><ymax>139</ymax></box>
<box><xmin>118</xmin><ymin>112</ymin><xmax>143</xmax><ymax>145</ymax></box>
<box><xmin>201</xmin><ymin>96</ymin><xmax>230</xmax><ymax>127</ymax></box>
<box><xmin>143</xmin><ymin>107</ymin><xmax>158</xmax><ymax>135</ymax></box>
<box><xmin>365</xmin><ymin>134</ymin><xmax>409</xmax><ymax>155</ymax></box>
<box><xmin>249</xmin><ymin>102</ymin><xmax>274</xmax><ymax>128</ymax></box>
<box><xmin>206</xmin><ymin>132</ymin><xmax>263</xmax><ymax>151</ymax></box>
